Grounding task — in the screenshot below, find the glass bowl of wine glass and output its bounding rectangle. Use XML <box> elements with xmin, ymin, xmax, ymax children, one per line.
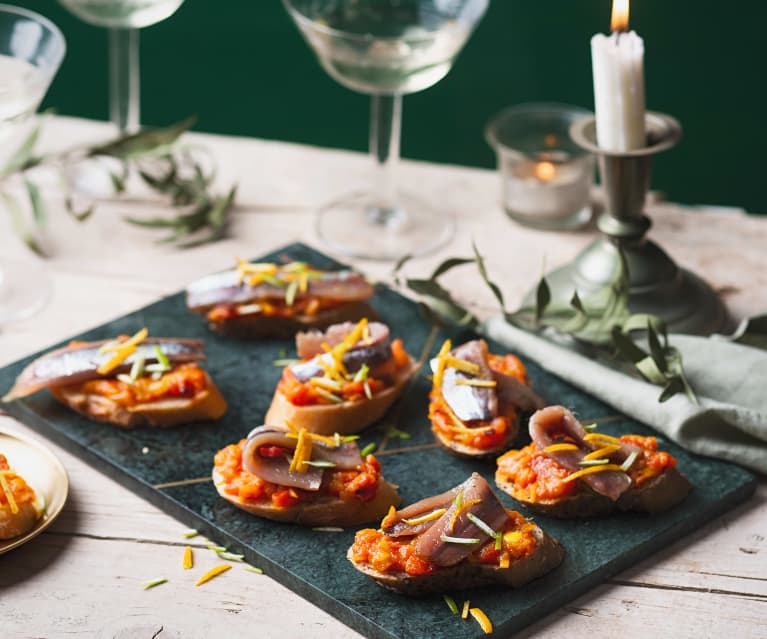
<box><xmin>0</xmin><ymin>4</ymin><xmax>65</xmax><ymax>325</ymax></box>
<box><xmin>283</xmin><ymin>0</ymin><xmax>488</xmax><ymax>261</ymax></box>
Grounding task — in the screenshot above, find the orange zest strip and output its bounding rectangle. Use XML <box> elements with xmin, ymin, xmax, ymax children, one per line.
<box><xmin>444</xmin><ymin>355</ymin><xmax>480</xmax><ymax>376</ymax></box>
<box><xmin>454</xmin><ymin>378</ymin><xmax>497</xmax><ymax>388</ymax></box>
<box><xmin>542</xmin><ymin>443</ymin><xmax>580</xmax><ymax>454</ymax></box>
<box><xmin>289</xmin><ymin>428</ymin><xmax>313</xmax><ymax>474</ymax></box>
<box><xmin>195</xmin><ymin>563</ymin><xmax>231</xmax><ymax>586</ymax></box>
<box><xmin>183</xmin><ymin>546</ymin><xmax>193</xmax><ymax>570</ymax></box>
<box><xmin>449</xmin><ymin>498</ymin><xmax>481</xmax><ymax>533</ymax></box>
<box><xmin>0</xmin><ymin>472</ymin><xmax>19</xmax><ymax>514</ymax></box>
<box><xmin>97</xmin><ymin>327</ymin><xmax>149</xmax><ymax>375</ymax></box>
<box><xmin>432</xmin><ymin>339</ymin><xmax>452</xmax><ymax>391</ymax></box>
<box><xmin>469</xmin><ymin>607</ymin><xmax>494</xmax><ymax>634</ymax></box>
<box><xmin>583</xmin><ymin>444</ymin><xmax>621</xmax><ymax>461</ymax></box>
<box><xmin>402</xmin><ymin>508</ymin><xmax>447</xmax><ymax>526</ymax></box>
<box><xmin>563</xmin><ymin>464</ymin><xmax>626</xmax><ymax>483</ymax></box>
<box><xmin>584</xmin><ymin>433</ymin><xmax>622</xmax><ymax>444</ymax></box>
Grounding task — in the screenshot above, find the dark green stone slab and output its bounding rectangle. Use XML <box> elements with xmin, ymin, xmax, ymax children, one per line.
<box><xmin>0</xmin><ymin>243</ymin><xmax>756</xmax><ymax>639</ymax></box>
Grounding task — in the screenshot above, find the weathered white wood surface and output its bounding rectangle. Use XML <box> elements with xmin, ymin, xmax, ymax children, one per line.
<box><xmin>0</xmin><ymin>117</ymin><xmax>765</xmax><ymax>639</ymax></box>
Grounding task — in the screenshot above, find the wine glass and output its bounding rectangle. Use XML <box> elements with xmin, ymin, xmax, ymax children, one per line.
<box><xmin>0</xmin><ymin>4</ymin><xmax>65</xmax><ymax>324</ymax></box>
<box><xmin>283</xmin><ymin>0</ymin><xmax>488</xmax><ymax>260</ymax></box>
<box><xmin>57</xmin><ymin>0</ymin><xmax>184</xmax><ymax>133</ymax></box>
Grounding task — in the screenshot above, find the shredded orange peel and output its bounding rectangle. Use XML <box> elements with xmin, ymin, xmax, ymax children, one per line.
<box><xmin>583</xmin><ymin>444</ymin><xmax>622</xmax><ymax>461</ymax></box>
<box><xmin>563</xmin><ymin>464</ymin><xmax>626</xmax><ymax>483</ymax></box>
<box><xmin>542</xmin><ymin>443</ymin><xmax>579</xmax><ymax>454</ymax></box>
<box><xmin>0</xmin><ymin>472</ymin><xmax>19</xmax><ymax>514</ymax></box>
<box><xmin>469</xmin><ymin>607</ymin><xmax>494</xmax><ymax>634</ymax></box>
<box><xmin>195</xmin><ymin>563</ymin><xmax>231</xmax><ymax>586</ymax></box>
<box><xmin>235</xmin><ymin>260</ymin><xmax>324</xmax><ymax>300</ymax></box>
<box><xmin>183</xmin><ymin>546</ymin><xmax>193</xmax><ymax>570</ymax></box>
<box><xmin>584</xmin><ymin>432</ymin><xmax>622</xmax><ymax>444</ymax></box>
<box><xmin>289</xmin><ymin>428</ymin><xmax>313</xmax><ymax>474</ymax></box>
<box><xmin>402</xmin><ymin>508</ymin><xmax>447</xmax><ymax>526</ymax></box>
<box><xmin>97</xmin><ymin>327</ymin><xmax>149</xmax><ymax>375</ymax></box>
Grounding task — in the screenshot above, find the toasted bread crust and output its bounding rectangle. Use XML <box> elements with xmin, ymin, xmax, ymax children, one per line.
<box><xmin>495</xmin><ymin>467</ymin><xmax>692</xmax><ymax>518</ymax></box>
<box><xmin>264</xmin><ymin>360</ymin><xmax>416</xmax><ymax>435</ymax></box>
<box><xmin>207</xmin><ymin>302</ymin><xmax>378</xmax><ymax>339</ymax></box>
<box><xmin>0</xmin><ymin>499</ymin><xmax>42</xmax><ymax>540</ymax></box>
<box><xmin>50</xmin><ymin>373</ymin><xmax>228</xmax><ymax>429</ymax></box>
<box><xmin>212</xmin><ymin>469</ymin><xmax>401</xmax><ymax>526</ymax></box>
<box><xmin>347</xmin><ymin>526</ymin><xmax>564</xmax><ymax>595</ymax></box>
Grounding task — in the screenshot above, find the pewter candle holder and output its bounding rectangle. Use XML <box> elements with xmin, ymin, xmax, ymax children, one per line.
<box><xmin>531</xmin><ymin>112</ymin><xmax>728</xmax><ymax>335</ymax></box>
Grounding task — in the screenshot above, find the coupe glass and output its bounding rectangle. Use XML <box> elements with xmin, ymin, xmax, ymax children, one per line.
<box><xmin>0</xmin><ymin>4</ymin><xmax>65</xmax><ymax>324</ymax></box>
<box><xmin>283</xmin><ymin>0</ymin><xmax>488</xmax><ymax>260</ymax></box>
<box><xmin>57</xmin><ymin>0</ymin><xmax>184</xmax><ymax>133</ymax></box>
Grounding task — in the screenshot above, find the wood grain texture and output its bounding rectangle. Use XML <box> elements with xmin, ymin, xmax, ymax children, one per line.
<box><xmin>0</xmin><ymin>117</ymin><xmax>765</xmax><ymax>639</ymax></box>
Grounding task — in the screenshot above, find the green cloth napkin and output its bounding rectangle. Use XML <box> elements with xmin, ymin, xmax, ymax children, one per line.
<box><xmin>483</xmin><ymin>316</ymin><xmax>767</xmax><ymax>475</ymax></box>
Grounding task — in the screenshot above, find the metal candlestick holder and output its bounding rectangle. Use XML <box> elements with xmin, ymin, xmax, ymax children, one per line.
<box><xmin>529</xmin><ymin>112</ymin><xmax>729</xmax><ymax>335</ymax></box>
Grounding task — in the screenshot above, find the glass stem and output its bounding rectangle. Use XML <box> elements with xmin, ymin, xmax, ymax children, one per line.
<box><xmin>369</xmin><ymin>93</ymin><xmax>402</xmax><ymax>225</ymax></box>
<box><xmin>109</xmin><ymin>28</ymin><xmax>140</xmax><ymax>134</ymax></box>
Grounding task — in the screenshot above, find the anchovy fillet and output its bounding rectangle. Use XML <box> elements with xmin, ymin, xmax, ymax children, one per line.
<box><xmin>529</xmin><ymin>405</ymin><xmax>639</xmax><ymax>501</ymax></box>
<box><xmin>242</xmin><ymin>425</ymin><xmax>363</xmax><ymax>491</ymax></box>
<box><xmin>3</xmin><ymin>339</ymin><xmax>205</xmax><ymax>402</ymax></box>
<box><xmin>186</xmin><ymin>269</ymin><xmax>373</xmax><ymax>312</ymax></box>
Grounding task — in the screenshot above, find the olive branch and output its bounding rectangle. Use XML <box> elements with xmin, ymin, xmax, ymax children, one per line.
<box><xmin>1</xmin><ymin>115</ymin><xmax>237</xmax><ymax>255</ymax></box>
<box><xmin>392</xmin><ymin>244</ymin><xmax>699</xmax><ymax>403</ymax></box>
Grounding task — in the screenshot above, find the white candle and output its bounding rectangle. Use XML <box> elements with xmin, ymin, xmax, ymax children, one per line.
<box><xmin>591</xmin><ymin>0</ymin><xmax>646</xmax><ymax>151</ymax></box>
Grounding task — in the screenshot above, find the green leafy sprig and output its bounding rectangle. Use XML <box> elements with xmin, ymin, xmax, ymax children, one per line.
<box><xmin>1</xmin><ymin>116</ymin><xmax>237</xmax><ymax>254</ymax></box>
<box><xmin>393</xmin><ymin>244</ymin><xmax>697</xmax><ymax>404</ymax></box>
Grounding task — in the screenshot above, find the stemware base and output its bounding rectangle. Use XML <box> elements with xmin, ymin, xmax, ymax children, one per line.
<box><xmin>0</xmin><ymin>259</ymin><xmax>52</xmax><ymax>324</ymax></box>
<box><xmin>315</xmin><ymin>189</ymin><xmax>455</xmax><ymax>261</ymax></box>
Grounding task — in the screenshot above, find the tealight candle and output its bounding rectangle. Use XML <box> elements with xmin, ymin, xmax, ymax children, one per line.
<box><xmin>591</xmin><ymin>0</ymin><xmax>646</xmax><ymax>151</ymax></box>
<box><xmin>486</xmin><ymin>104</ymin><xmax>595</xmax><ymax>230</ymax></box>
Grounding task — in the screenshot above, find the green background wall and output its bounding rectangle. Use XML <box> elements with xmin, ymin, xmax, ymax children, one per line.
<box><xmin>20</xmin><ymin>0</ymin><xmax>766</xmax><ymax>214</ymax></box>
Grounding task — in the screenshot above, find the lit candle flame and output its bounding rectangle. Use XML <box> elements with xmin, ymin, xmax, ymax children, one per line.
<box><xmin>611</xmin><ymin>0</ymin><xmax>629</xmax><ymax>33</ymax></box>
<box><xmin>534</xmin><ymin>161</ymin><xmax>556</xmax><ymax>183</ymax></box>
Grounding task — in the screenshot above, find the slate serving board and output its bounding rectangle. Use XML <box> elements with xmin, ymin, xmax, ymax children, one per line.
<box><xmin>0</xmin><ymin>243</ymin><xmax>756</xmax><ymax>639</ymax></box>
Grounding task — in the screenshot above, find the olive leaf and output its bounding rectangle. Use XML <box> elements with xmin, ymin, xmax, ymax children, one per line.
<box><xmin>2</xmin><ymin>116</ymin><xmax>237</xmax><ymax>252</ymax></box>
<box><xmin>87</xmin><ymin>116</ymin><xmax>195</xmax><ymax>160</ymax></box>
<box><xmin>391</xmin><ymin>254</ymin><xmax>478</xmax><ymax>329</ymax></box>
<box><xmin>1</xmin><ymin>119</ymin><xmax>44</xmax><ymax>177</ymax></box>
<box><xmin>0</xmin><ymin>190</ymin><xmax>44</xmax><ymax>256</ymax></box>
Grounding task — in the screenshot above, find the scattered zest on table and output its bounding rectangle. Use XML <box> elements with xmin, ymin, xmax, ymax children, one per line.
<box><xmin>182</xmin><ymin>546</ymin><xmax>193</xmax><ymax>570</ymax></box>
<box><xmin>195</xmin><ymin>563</ymin><xmax>231</xmax><ymax>586</ymax></box>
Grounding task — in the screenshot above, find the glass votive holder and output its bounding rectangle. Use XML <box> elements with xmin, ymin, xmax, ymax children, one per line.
<box><xmin>485</xmin><ymin>103</ymin><xmax>596</xmax><ymax>231</ymax></box>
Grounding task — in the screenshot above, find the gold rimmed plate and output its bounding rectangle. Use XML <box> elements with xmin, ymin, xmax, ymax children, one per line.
<box><xmin>0</xmin><ymin>428</ymin><xmax>69</xmax><ymax>554</ymax></box>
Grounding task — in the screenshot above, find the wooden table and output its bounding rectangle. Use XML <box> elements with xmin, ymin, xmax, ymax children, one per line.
<box><xmin>1</xmin><ymin>117</ymin><xmax>765</xmax><ymax>638</ymax></box>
